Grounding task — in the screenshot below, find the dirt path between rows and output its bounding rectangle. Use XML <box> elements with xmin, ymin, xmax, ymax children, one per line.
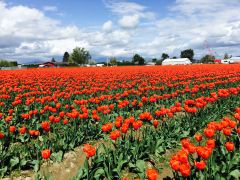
<box><xmin>3</xmin><ymin>146</ymin><xmax>86</xmax><ymax>180</ymax></box>
<box><xmin>3</xmin><ymin>146</ymin><xmax>174</xmax><ymax>180</ymax></box>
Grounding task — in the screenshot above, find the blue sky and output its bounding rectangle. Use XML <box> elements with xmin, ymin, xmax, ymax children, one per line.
<box><xmin>9</xmin><ymin>0</ymin><xmax>171</xmax><ymax>27</ymax></box>
<box><xmin>1</xmin><ymin>0</ymin><xmax>240</xmax><ymax>63</ymax></box>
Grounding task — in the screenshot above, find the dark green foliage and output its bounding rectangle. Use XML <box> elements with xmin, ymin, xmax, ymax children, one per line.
<box><xmin>63</xmin><ymin>52</ymin><xmax>70</xmax><ymax>62</ymax></box>
<box><xmin>132</xmin><ymin>54</ymin><xmax>145</xmax><ymax>65</ymax></box>
<box><xmin>70</xmin><ymin>47</ymin><xmax>91</xmax><ymax>65</ymax></box>
<box><xmin>201</xmin><ymin>54</ymin><xmax>215</xmax><ymax>64</ymax></box>
<box><xmin>180</xmin><ymin>49</ymin><xmax>194</xmax><ymax>61</ymax></box>
<box><xmin>161</xmin><ymin>53</ymin><xmax>169</xmax><ymax>60</ymax></box>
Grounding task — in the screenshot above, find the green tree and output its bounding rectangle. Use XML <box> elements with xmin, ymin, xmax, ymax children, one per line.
<box><xmin>201</xmin><ymin>55</ymin><xmax>215</xmax><ymax>64</ymax></box>
<box><xmin>88</xmin><ymin>60</ymin><xmax>96</xmax><ymax>65</ymax></box>
<box><xmin>181</xmin><ymin>49</ymin><xmax>194</xmax><ymax>61</ymax></box>
<box><xmin>63</xmin><ymin>52</ymin><xmax>70</xmax><ymax>62</ymax></box>
<box><xmin>109</xmin><ymin>57</ymin><xmax>117</xmax><ymax>65</ymax></box>
<box><xmin>172</xmin><ymin>56</ymin><xmax>177</xmax><ymax>59</ymax></box>
<box><xmin>132</xmin><ymin>54</ymin><xmax>145</xmax><ymax>65</ymax></box>
<box><xmin>0</xmin><ymin>60</ymin><xmax>16</xmax><ymax>67</ymax></box>
<box><xmin>51</xmin><ymin>57</ymin><xmax>56</xmax><ymax>62</ymax></box>
<box><xmin>11</xmin><ymin>61</ymin><xmax>18</xmax><ymax>66</ymax></box>
<box><xmin>70</xmin><ymin>47</ymin><xmax>91</xmax><ymax>65</ymax></box>
<box><xmin>155</xmin><ymin>60</ymin><xmax>163</xmax><ymax>65</ymax></box>
<box><xmin>224</xmin><ymin>53</ymin><xmax>229</xmax><ymax>59</ymax></box>
<box><xmin>161</xmin><ymin>53</ymin><xmax>169</xmax><ymax>60</ymax></box>
<box><xmin>152</xmin><ymin>58</ymin><xmax>157</xmax><ymax>62</ymax></box>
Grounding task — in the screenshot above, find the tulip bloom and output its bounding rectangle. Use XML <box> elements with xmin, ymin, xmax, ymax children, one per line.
<box><xmin>204</xmin><ymin>128</ymin><xmax>215</xmax><ymax>138</ymax></box>
<box><xmin>41</xmin><ymin>121</ymin><xmax>50</xmax><ymax>132</ymax></box>
<box><xmin>170</xmin><ymin>159</ymin><xmax>180</xmax><ymax>171</ymax></box>
<box><xmin>41</xmin><ymin>149</ymin><xmax>51</xmax><ymax>159</ymax></box>
<box><xmin>9</xmin><ymin>126</ymin><xmax>16</xmax><ymax>133</ymax></box>
<box><xmin>146</xmin><ymin>169</ymin><xmax>158</xmax><ymax>180</ymax></box>
<box><xmin>179</xmin><ymin>163</ymin><xmax>191</xmax><ymax>177</ymax></box>
<box><xmin>153</xmin><ymin>120</ymin><xmax>158</xmax><ymax>128</ymax></box>
<box><xmin>229</xmin><ymin>121</ymin><xmax>236</xmax><ymax>128</ymax></box>
<box><xmin>83</xmin><ymin>144</ymin><xmax>96</xmax><ymax>158</ymax></box>
<box><xmin>194</xmin><ymin>160</ymin><xmax>206</xmax><ymax>170</ymax></box>
<box><xmin>206</xmin><ymin>139</ymin><xmax>215</xmax><ymax>149</ymax></box>
<box><xmin>194</xmin><ymin>133</ymin><xmax>202</xmax><ymax>142</ymax></box>
<box><xmin>0</xmin><ymin>132</ymin><xmax>4</xmax><ymax>139</ymax></box>
<box><xmin>63</xmin><ymin>119</ymin><xmax>68</xmax><ymax>125</ymax></box>
<box><xmin>121</xmin><ymin>124</ymin><xmax>129</xmax><ymax>134</ymax></box>
<box><xmin>223</xmin><ymin>128</ymin><xmax>231</xmax><ymax>136</ymax></box>
<box><xmin>110</xmin><ymin>130</ymin><xmax>121</xmax><ymax>140</ymax></box>
<box><xmin>19</xmin><ymin>126</ymin><xmax>27</xmax><ymax>134</ymax></box>
<box><xmin>237</xmin><ymin>128</ymin><xmax>240</xmax><ymax>134</ymax></box>
<box><xmin>225</xmin><ymin>142</ymin><xmax>234</xmax><ymax>152</ymax></box>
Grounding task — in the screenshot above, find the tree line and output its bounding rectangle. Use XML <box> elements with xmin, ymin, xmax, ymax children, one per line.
<box><xmin>0</xmin><ymin>60</ymin><xmax>18</xmax><ymax>67</ymax></box>
<box><xmin>0</xmin><ymin>47</ymin><xmax>233</xmax><ymax>67</ymax></box>
<box><xmin>61</xmin><ymin>47</ymin><xmax>91</xmax><ymax>65</ymax></box>
<box><xmin>60</xmin><ymin>47</ymin><xmax>224</xmax><ymax>65</ymax></box>
<box><xmin>59</xmin><ymin>47</ymin><xmax>196</xmax><ymax>66</ymax></box>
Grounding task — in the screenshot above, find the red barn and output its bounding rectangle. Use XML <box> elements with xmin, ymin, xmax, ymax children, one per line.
<box><xmin>214</xmin><ymin>59</ymin><xmax>221</xmax><ymax>64</ymax></box>
<box><xmin>39</xmin><ymin>62</ymin><xmax>56</xmax><ymax>68</ymax></box>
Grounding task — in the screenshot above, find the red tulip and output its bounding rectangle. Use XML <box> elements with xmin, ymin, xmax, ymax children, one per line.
<box><xmin>225</xmin><ymin>142</ymin><xmax>234</xmax><ymax>152</ymax></box>
<box><xmin>204</xmin><ymin>128</ymin><xmax>215</xmax><ymax>138</ymax></box>
<box><xmin>178</xmin><ymin>151</ymin><xmax>188</xmax><ymax>164</ymax></box>
<box><xmin>121</xmin><ymin>124</ymin><xmax>129</xmax><ymax>133</ymax></box>
<box><xmin>237</xmin><ymin>128</ymin><xmax>240</xmax><ymax>134</ymax></box>
<box><xmin>153</xmin><ymin>120</ymin><xmax>158</xmax><ymax>128</ymax></box>
<box><xmin>206</xmin><ymin>139</ymin><xmax>215</xmax><ymax>149</ymax></box>
<box><xmin>9</xmin><ymin>126</ymin><xmax>16</xmax><ymax>133</ymax></box>
<box><xmin>229</xmin><ymin>121</ymin><xmax>236</xmax><ymax>128</ymax></box>
<box><xmin>63</xmin><ymin>119</ymin><xmax>68</xmax><ymax>124</ymax></box>
<box><xmin>223</xmin><ymin>128</ymin><xmax>231</xmax><ymax>136</ymax></box>
<box><xmin>170</xmin><ymin>160</ymin><xmax>180</xmax><ymax>171</ymax></box>
<box><xmin>187</xmin><ymin>144</ymin><xmax>196</xmax><ymax>154</ymax></box>
<box><xmin>179</xmin><ymin>163</ymin><xmax>191</xmax><ymax>177</ymax></box>
<box><xmin>194</xmin><ymin>160</ymin><xmax>206</xmax><ymax>170</ymax></box>
<box><xmin>146</xmin><ymin>169</ymin><xmax>158</xmax><ymax>180</ymax></box>
<box><xmin>41</xmin><ymin>121</ymin><xmax>50</xmax><ymax>132</ymax></box>
<box><xmin>0</xmin><ymin>132</ymin><xmax>4</xmax><ymax>139</ymax></box>
<box><xmin>83</xmin><ymin>144</ymin><xmax>96</xmax><ymax>158</ymax></box>
<box><xmin>110</xmin><ymin>130</ymin><xmax>121</xmax><ymax>140</ymax></box>
<box><xmin>41</xmin><ymin>149</ymin><xmax>51</xmax><ymax>159</ymax></box>
<box><xmin>19</xmin><ymin>126</ymin><xmax>27</xmax><ymax>134</ymax></box>
<box><xmin>181</xmin><ymin>138</ymin><xmax>190</xmax><ymax>149</ymax></box>
<box><xmin>194</xmin><ymin>133</ymin><xmax>202</xmax><ymax>142</ymax></box>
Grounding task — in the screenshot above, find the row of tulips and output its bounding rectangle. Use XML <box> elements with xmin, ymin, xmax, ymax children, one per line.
<box><xmin>74</xmin><ymin>85</ymin><xmax>240</xmax><ymax>179</ymax></box>
<box><xmin>1</xmin><ymin>65</ymin><xmax>240</xmax><ymax>177</ymax></box>
<box><xmin>170</xmin><ymin>108</ymin><xmax>240</xmax><ymax>179</ymax></box>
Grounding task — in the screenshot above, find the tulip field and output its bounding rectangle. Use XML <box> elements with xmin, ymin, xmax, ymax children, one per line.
<box><xmin>0</xmin><ymin>65</ymin><xmax>240</xmax><ymax>179</ymax></box>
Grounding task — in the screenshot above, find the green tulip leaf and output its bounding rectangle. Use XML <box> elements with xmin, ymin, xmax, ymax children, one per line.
<box><xmin>229</xmin><ymin>169</ymin><xmax>240</xmax><ymax>179</ymax></box>
<box><xmin>10</xmin><ymin>157</ymin><xmax>19</xmax><ymax>168</ymax></box>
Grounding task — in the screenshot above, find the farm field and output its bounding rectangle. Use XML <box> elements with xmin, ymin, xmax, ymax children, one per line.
<box><xmin>0</xmin><ymin>64</ymin><xmax>240</xmax><ymax>180</ymax></box>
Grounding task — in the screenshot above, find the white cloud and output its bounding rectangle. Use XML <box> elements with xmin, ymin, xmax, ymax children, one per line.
<box><xmin>1</xmin><ymin>0</ymin><xmax>240</xmax><ymax>62</ymax></box>
<box><xmin>102</xmin><ymin>20</ymin><xmax>112</xmax><ymax>31</ymax></box>
<box><xmin>104</xmin><ymin>0</ymin><xmax>146</xmax><ymax>15</ymax></box>
<box><xmin>152</xmin><ymin>0</ymin><xmax>240</xmax><ymax>58</ymax></box>
<box><xmin>0</xmin><ymin>2</ymin><xmax>83</xmax><ymax>62</ymax></box>
<box><xmin>118</xmin><ymin>15</ymin><xmax>139</xmax><ymax>29</ymax></box>
<box><xmin>43</xmin><ymin>6</ymin><xmax>58</xmax><ymax>12</ymax></box>
<box><xmin>105</xmin><ymin>1</ymin><xmax>156</xmax><ymax>29</ymax></box>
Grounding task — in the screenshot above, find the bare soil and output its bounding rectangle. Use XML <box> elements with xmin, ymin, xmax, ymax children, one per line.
<box><xmin>2</xmin><ymin>140</ymin><xmax>177</xmax><ymax>180</ymax></box>
<box><xmin>2</xmin><ymin>146</ymin><xmax>86</xmax><ymax>180</ymax></box>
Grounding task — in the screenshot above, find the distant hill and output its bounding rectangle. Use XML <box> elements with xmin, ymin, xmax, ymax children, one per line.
<box><xmin>19</xmin><ymin>56</ymin><xmax>160</xmax><ymax>64</ymax></box>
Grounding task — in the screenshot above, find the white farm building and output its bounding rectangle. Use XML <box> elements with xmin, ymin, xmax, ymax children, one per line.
<box><xmin>229</xmin><ymin>57</ymin><xmax>240</xmax><ymax>64</ymax></box>
<box><xmin>162</xmin><ymin>58</ymin><xmax>192</xmax><ymax>66</ymax></box>
<box><xmin>221</xmin><ymin>57</ymin><xmax>240</xmax><ymax>64</ymax></box>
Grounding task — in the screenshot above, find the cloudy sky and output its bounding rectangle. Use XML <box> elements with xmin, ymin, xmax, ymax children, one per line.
<box><xmin>0</xmin><ymin>0</ymin><xmax>240</xmax><ymax>63</ymax></box>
